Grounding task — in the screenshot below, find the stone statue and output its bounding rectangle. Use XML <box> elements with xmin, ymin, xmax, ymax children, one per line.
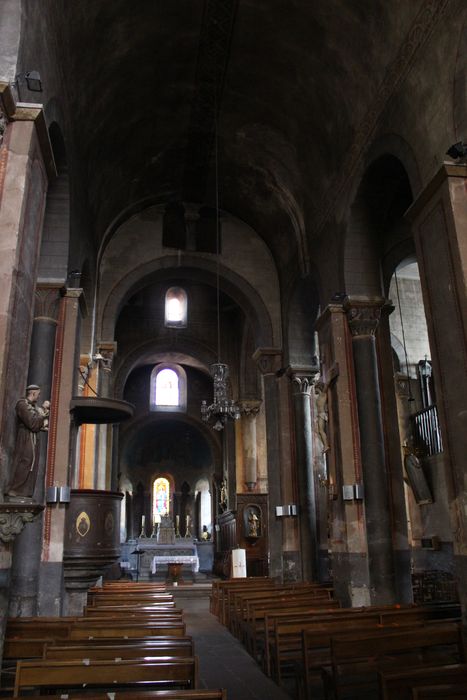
<box><xmin>7</xmin><ymin>385</ymin><xmax>50</xmax><ymax>499</ymax></box>
<box><xmin>314</xmin><ymin>380</ymin><xmax>330</xmax><ymax>453</ymax></box>
<box><xmin>219</xmin><ymin>479</ymin><xmax>227</xmax><ymax>511</ymax></box>
<box><xmin>403</xmin><ymin>442</ymin><xmax>433</xmax><ymax>505</ymax></box>
<box><xmin>248</xmin><ymin>510</ymin><xmax>259</xmax><ymax>537</ymax></box>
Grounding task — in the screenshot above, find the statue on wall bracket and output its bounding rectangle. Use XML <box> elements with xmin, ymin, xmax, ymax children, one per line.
<box><xmin>244</xmin><ymin>504</ymin><xmax>261</xmax><ymax>539</ymax></box>
<box><xmin>403</xmin><ymin>442</ymin><xmax>433</xmax><ymax>505</ymax></box>
<box><xmin>6</xmin><ymin>385</ymin><xmax>50</xmax><ymax>501</ymax></box>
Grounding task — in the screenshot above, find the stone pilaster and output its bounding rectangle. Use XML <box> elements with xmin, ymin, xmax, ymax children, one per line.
<box><xmin>253</xmin><ymin>347</ymin><xmax>283</xmax><ymax>579</ymax></box>
<box><xmin>0</xmin><ymin>90</ymin><xmax>55</xmax><ymax>649</ymax></box>
<box><xmin>345</xmin><ymin>296</ymin><xmax>396</xmax><ymax>604</ymax></box>
<box><xmin>38</xmin><ymin>287</ymin><xmax>83</xmax><ymax>615</ymax></box>
<box><xmin>240</xmin><ymin>400</ymin><xmax>261</xmax><ymax>491</ymax></box>
<box><xmin>316</xmin><ymin>304</ymin><xmax>370</xmax><ymax>605</ymax></box>
<box><xmin>377</xmin><ymin>304</ymin><xmax>412</xmax><ymax>602</ymax></box>
<box><xmin>407</xmin><ymin>162</ymin><xmax>467</xmax><ymax>623</ymax></box>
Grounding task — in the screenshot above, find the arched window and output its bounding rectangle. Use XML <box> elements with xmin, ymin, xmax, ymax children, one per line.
<box><xmin>165</xmin><ymin>287</ymin><xmax>187</xmax><ymax>327</ymax></box>
<box><xmin>150</xmin><ymin>364</ymin><xmax>187</xmax><ymax>412</ymax></box>
<box><xmin>156</xmin><ymin>368</ymin><xmax>179</xmax><ymax>405</ymax></box>
<box><xmin>153</xmin><ymin>477</ymin><xmax>170</xmax><ymax>518</ymax></box>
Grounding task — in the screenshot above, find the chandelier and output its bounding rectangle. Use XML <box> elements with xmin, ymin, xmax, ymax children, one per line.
<box><xmin>201</xmin><ymin>363</ymin><xmax>241</xmax><ymax>431</ymax></box>
<box><xmin>200</xmin><ymin>107</ymin><xmax>242</xmax><ymax>431</ymax></box>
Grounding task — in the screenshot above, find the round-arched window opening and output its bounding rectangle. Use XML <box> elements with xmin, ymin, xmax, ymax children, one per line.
<box><xmin>150</xmin><ymin>364</ymin><xmax>187</xmax><ymax>412</ymax></box>
<box><xmin>165</xmin><ymin>287</ymin><xmax>187</xmax><ymax>328</ymax></box>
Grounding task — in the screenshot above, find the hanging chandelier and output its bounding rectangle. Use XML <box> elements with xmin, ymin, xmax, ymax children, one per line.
<box><xmin>200</xmin><ymin>105</ymin><xmax>241</xmax><ymax>431</ymax></box>
<box><xmin>201</xmin><ymin>363</ymin><xmax>241</xmax><ymax>431</ymax></box>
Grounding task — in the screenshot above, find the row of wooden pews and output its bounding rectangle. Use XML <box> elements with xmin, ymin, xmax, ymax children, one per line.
<box><xmin>211</xmin><ymin>577</ymin><xmax>467</xmax><ymax>699</ymax></box>
<box><xmin>3</xmin><ymin>581</ymin><xmax>226</xmax><ymax>699</ymax></box>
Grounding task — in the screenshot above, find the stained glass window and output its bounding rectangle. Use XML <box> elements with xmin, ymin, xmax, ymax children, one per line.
<box><xmin>153</xmin><ymin>477</ymin><xmax>170</xmax><ymax>516</ymax></box>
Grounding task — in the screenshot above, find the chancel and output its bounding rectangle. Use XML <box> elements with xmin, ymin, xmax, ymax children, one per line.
<box><xmin>0</xmin><ymin>3</ymin><xmax>467</xmax><ymax>696</ymax></box>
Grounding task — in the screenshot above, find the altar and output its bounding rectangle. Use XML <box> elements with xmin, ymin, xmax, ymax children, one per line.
<box><xmin>127</xmin><ymin>540</ymin><xmax>199</xmax><ymax>581</ymax></box>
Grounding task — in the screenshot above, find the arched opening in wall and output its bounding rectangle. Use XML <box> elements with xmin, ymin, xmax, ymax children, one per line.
<box><xmin>389</xmin><ymin>258</ymin><xmax>451</xmax><ymax>578</ymax></box>
<box><xmin>165</xmin><ymin>287</ymin><xmax>187</xmax><ymax>328</ymax></box>
<box><xmin>194</xmin><ymin>477</ymin><xmax>212</xmax><ymax>540</ymax></box>
<box><xmin>150</xmin><ymin>364</ymin><xmax>187</xmax><ymax>412</ymax></box>
<box><xmin>38</xmin><ymin>122</ymin><xmax>70</xmax><ymax>283</ymax></box>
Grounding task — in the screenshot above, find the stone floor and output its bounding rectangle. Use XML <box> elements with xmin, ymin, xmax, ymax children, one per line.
<box><xmin>174</xmin><ymin>590</ymin><xmax>292</xmax><ymax>700</ymax></box>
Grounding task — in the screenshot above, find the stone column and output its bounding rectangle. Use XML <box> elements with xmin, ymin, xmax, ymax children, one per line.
<box><xmin>288</xmin><ymin>368</ymin><xmax>320</xmax><ymax>581</ymax></box>
<box><xmin>38</xmin><ymin>287</ymin><xmax>83</xmax><ymax>615</ymax></box>
<box><xmin>407</xmin><ymin>162</ymin><xmax>467</xmax><ymax>622</ymax></box>
<box><xmin>240</xmin><ymin>400</ymin><xmax>261</xmax><ymax>491</ymax></box>
<box><xmin>253</xmin><ymin>348</ymin><xmax>283</xmax><ymax>579</ymax></box>
<box><xmin>9</xmin><ymin>285</ymin><xmax>61</xmax><ymax>616</ymax></box>
<box><xmin>345</xmin><ymin>296</ymin><xmax>396</xmax><ymax>604</ymax></box>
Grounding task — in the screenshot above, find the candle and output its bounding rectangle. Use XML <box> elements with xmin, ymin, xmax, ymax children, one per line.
<box><xmin>186</xmin><ymin>515</ymin><xmax>190</xmax><ymax>526</ymax></box>
<box><xmin>141</xmin><ymin>515</ymin><xmax>145</xmax><ymax>527</ymax></box>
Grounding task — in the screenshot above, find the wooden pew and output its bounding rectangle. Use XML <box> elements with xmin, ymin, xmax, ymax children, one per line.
<box><xmin>4</xmin><ymin>635</ymin><xmax>194</xmax><ymax>662</ymax></box>
<box><xmin>267</xmin><ymin>603</ymin><xmax>461</xmax><ymax>682</ymax></box>
<box><xmin>379</xmin><ymin>662</ymin><xmax>467</xmax><ymax>700</ymax></box>
<box><xmin>242</xmin><ymin>595</ymin><xmax>339</xmax><ymax>657</ymax></box>
<box><xmin>83</xmin><ymin>608</ymin><xmax>183</xmax><ymax>620</ymax></box>
<box><xmin>70</xmin><ymin>620</ymin><xmax>187</xmax><ymax>639</ymax></box>
<box><xmin>87</xmin><ymin>593</ymin><xmax>175</xmax><ymax>606</ymax></box>
<box><xmin>210</xmin><ymin>576</ymin><xmax>271</xmax><ymax>617</ymax></box>
<box><xmin>230</xmin><ymin>584</ymin><xmax>334</xmax><ymax>637</ymax></box>
<box><xmin>225</xmin><ymin>582</ymin><xmax>331</xmax><ymax>630</ymax></box>
<box><xmin>412</xmin><ymin>684</ymin><xmax>467</xmax><ymax>699</ymax></box>
<box><xmin>10</xmin><ymin>690</ymin><xmax>227</xmax><ymax>699</ymax></box>
<box><xmin>14</xmin><ymin>657</ymin><xmax>199</xmax><ymax>695</ymax></box>
<box><xmin>324</xmin><ymin>623</ymin><xmax>465</xmax><ymax>699</ymax></box>
<box><xmin>7</xmin><ymin>617</ymin><xmax>187</xmax><ymax>640</ymax></box>
<box><xmin>45</xmin><ymin>637</ymin><xmax>194</xmax><ymax>661</ymax></box>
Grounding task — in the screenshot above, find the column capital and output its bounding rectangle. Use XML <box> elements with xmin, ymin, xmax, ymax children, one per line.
<box><xmin>0</xmin><ymin>502</ymin><xmax>44</xmax><ymax>543</ymax></box>
<box><xmin>287</xmin><ymin>366</ymin><xmax>320</xmax><ymax>396</ymax></box>
<box><xmin>33</xmin><ymin>283</ymin><xmax>62</xmax><ymax>323</ymax></box>
<box><xmin>252</xmin><ymin>347</ymin><xmax>283</xmax><ymax>375</ymax></box>
<box><xmin>96</xmin><ymin>341</ymin><xmax>118</xmax><ymax>372</ymax></box>
<box><xmin>239</xmin><ymin>399</ymin><xmax>262</xmax><ymax>418</ymax></box>
<box><xmin>344</xmin><ymin>296</ymin><xmax>386</xmax><ymax>337</ymax></box>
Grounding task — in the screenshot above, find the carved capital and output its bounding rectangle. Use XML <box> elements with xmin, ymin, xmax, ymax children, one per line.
<box><xmin>252</xmin><ymin>347</ymin><xmax>282</xmax><ymax>376</ymax></box>
<box><xmin>240</xmin><ymin>400</ymin><xmax>262</xmax><ymax>418</ymax></box>
<box><xmin>0</xmin><ymin>502</ymin><xmax>44</xmax><ymax>543</ymax></box>
<box><xmin>96</xmin><ymin>341</ymin><xmax>117</xmax><ymax>372</ymax></box>
<box><xmin>287</xmin><ymin>367</ymin><xmax>320</xmax><ymax>396</ymax></box>
<box><xmin>34</xmin><ymin>284</ymin><xmax>62</xmax><ymax>322</ymax></box>
<box><xmin>344</xmin><ymin>297</ymin><xmax>385</xmax><ymax>337</ymax></box>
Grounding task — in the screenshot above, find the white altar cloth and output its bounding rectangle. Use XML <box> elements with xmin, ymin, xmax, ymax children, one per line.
<box><xmin>151</xmin><ymin>555</ymin><xmax>199</xmax><ymax>574</ymax></box>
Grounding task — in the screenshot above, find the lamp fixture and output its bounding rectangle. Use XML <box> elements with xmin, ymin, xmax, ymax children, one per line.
<box><xmin>201</xmin><ymin>109</ymin><xmax>241</xmax><ymax>431</ymax></box>
<box><xmin>446</xmin><ymin>141</ymin><xmax>467</xmax><ymax>160</ymax></box>
<box><xmin>14</xmin><ymin>71</ymin><xmax>43</xmax><ymax>101</ymax></box>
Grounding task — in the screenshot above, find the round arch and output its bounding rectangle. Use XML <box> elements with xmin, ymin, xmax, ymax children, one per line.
<box><xmin>100</xmin><ymin>256</ymin><xmax>275</xmax><ymax>349</ymax></box>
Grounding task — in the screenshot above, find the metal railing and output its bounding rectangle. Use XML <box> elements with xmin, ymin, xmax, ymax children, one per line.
<box><xmin>411</xmin><ymin>404</ymin><xmax>443</xmax><ymax>456</ymax></box>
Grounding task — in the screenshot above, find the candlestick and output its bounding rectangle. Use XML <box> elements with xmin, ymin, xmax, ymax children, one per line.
<box><xmin>139</xmin><ymin>514</ymin><xmax>147</xmax><ymax>538</ymax></box>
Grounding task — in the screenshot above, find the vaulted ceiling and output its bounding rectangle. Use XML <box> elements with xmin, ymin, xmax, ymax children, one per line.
<box><xmin>19</xmin><ymin>0</ymin><xmax>428</xmax><ymax>274</ymax></box>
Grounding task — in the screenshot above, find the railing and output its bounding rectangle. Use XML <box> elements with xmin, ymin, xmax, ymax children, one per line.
<box><xmin>411</xmin><ymin>404</ymin><xmax>443</xmax><ymax>456</ymax></box>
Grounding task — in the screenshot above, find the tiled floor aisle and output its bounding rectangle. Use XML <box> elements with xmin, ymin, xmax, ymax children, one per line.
<box><xmin>175</xmin><ymin>592</ymin><xmax>292</xmax><ymax>700</ymax></box>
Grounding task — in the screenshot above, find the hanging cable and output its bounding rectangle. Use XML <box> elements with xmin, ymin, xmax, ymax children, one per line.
<box><xmin>394</xmin><ymin>269</ymin><xmax>415</xmax><ymax>402</ymax></box>
<box><xmin>214</xmin><ymin>100</ymin><xmax>221</xmax><ymax>364</ymax></box>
